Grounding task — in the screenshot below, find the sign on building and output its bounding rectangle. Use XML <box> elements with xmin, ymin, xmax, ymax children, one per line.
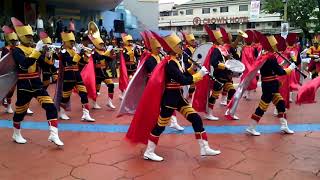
<box><xmin>250</xmin><ymin>0</ymin><xmax>260</xmax><ymax>20</ymax></box>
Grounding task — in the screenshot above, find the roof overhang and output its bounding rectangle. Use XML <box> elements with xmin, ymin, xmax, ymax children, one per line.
<box><xmin>39</xmin><ymin>0</ymin><xmax>123</xmax><ymax>11</ymax></box>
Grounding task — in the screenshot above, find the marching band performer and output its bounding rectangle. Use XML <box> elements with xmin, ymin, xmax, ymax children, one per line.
<box><xmin>126</xmin><ymin>31</ymin><xmax>220</xmax><ymax>161</ymax></box>
<box><xmin>1</xmin><ymin>25</ymin><xmax>19</xmax><ymax>114</ymax></box>
<box><xmin>39</xmin><ymin>32</ymin><xmax>58</xmax><ymax>90</ymax></box>
<box><xmin>122</xmin><ymin>34</ymin><xmax>138</xmax><ymax>78</ymax></box>
<box><xmin>246</xmin><ymin>34</ymin><xmax>296</xmax><ymax>136</ymax></box>
<box><xmin>10</xmin><ymin>17</ymin><xmax>63</xmax><ymax>146</ymax></box>
<box><xmin>88</xmin><ymin>28</ymin><xmax>116</xmax><ymax>110</ymax></box>
<box><xmin>181</xmin><ymin>32</ymin><xmax>197</xmax><ymax>99</ymax></box>
<box><xmin>144</xmin><ymin>32</ymin><xmax>184</xmax><ymax>131</ymax></box>
<box><xmin>307</xmin><ymin>35</ymin><xmax>320</xmax><ymax>79</ymax></box>
<box><xmin>58</xmin><ymin>31</ymin><xmax>95</xmax><ymax>122</ymax></box>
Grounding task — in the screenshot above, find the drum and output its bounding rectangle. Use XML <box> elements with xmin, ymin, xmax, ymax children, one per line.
<box><xmin>192</xmin><ymin>42</ymin><xmax>213</xmax><ymax>66</ymax></box>
<box><xmin>225</xmin><ymin>59</ymin><xmax>245</xmax><ymax>77</ymax></box>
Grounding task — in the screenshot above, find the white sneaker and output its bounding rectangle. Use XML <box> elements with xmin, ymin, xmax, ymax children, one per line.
<box><xmin>119</xmin><ymin>91</ymin><xmax>124</xmax><ymax>100</ymax></box>
<box><xmin>27</xmin><ymin>108</ymin><xmax>33</xmax><ymax>115</ymax></box>
<box><xmin>198</xmin><ymin>139</ymin><xmax>221</xmax><ymax>156</ymax></box>
<box><xmin>273</xmin><ymin>108</ymin><xmax>278</xmax><ymax>117</ymax></box>
<box><xmin>12</xmin><ymin>128</ymin><xmax>27</xmax><ymax>144</ymax></box>
<box><xmin>106</xmin><ymin>98</ymin><xmax>116</xmax><ymax>109</ymax></box>
<box><xmin>93</xmin><ymin>101</ymin><xmax>102</xmax><ymax>109</ymax></box>
<box><xmin>279</xmin><ymin>118</ymin><xmax>294</xmax><ymax>134</ymax></box>
<box><xmin>143</xmin><ymin>140</ymin><xmax>164</xmax><ymax>162</ymax></box>
<box><xmin>59</xmin><ymin>107</ymin><xmax>70</xmax><ymax>120</ymax></box>
<box><xmin>169</xmin><ymin>116</ymin><xmax>184</xmax><ymax>131</ymax></box>
<box><xmin>81</xmin><ymin>108</ymin><xmax>95</xmax><ymax>122</ymax></box>
<box><xmin>205</xmin><ymin>109</ymin><xmax>219</xmax><ymax>121</ymax></box>
<box><xmin>48</xmin><ymin>126</ymin><xmax>64</xmax><ymax>146</ymax></box>
<box><xmin>220</xmin><ymin>95</ymin><xmax>227</xmax><ymax>106</ymax></box>
<box><xmin>289</xmin><ymin>92</ymin><xmax>294</xmax><ymax>103</ymax></box>
<box><xmin>5</xmin><ymin>104</ymin><xmax>14</xmax><ymax>114</ymax></box>
<box><xmin>246</xmin><ymin>121</ymin><xmax>261</xmax><ymax>136</ymax></box>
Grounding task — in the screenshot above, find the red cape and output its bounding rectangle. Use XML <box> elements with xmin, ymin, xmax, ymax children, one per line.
<box><xmin>241</xmin><ymin>45</ymin><xmax>258</xmax><ymax>90</ymax></box>
<box><xmin>126</xmin><ymin>56</ymin><xmax>169</xmax><ymax>144</ymax></box>
<box><xmin>137</xmin><ymin>51</ymin><xmax>150</xmax><ymax>69</ymax></box>
<box><xmin>192</xmin><ymin>46</ymin><xmax>216</xmax><ymax>112</ymax></box>
<box><xmin>119</xmin><ymin>52</ymin><xmax>129</xmax><ymax>92</ymax></box>
<box><xmin>296</xmin><ymin>76</ymin><xmax>320</xmax><ymax>104</ymax></box>
<box><xmin>80</xmin><ymin>55</ymin><xmax>97</xmax><ymax>101</ymax></box>
<box><xmin>284</xmin><ymin>46</ymin><xmax>301</xmax><ymax>91</ymax></box>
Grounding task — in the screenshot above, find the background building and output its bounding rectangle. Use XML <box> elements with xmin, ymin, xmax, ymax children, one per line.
<box><xmin>159</xmin><ymin>0</ymin><xmax>285</xmax><ymax>36</ymax></box>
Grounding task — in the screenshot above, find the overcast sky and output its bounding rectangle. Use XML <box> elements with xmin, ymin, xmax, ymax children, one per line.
<box><xmin>159</xmin><ymin>0</ymin><xmax>190</xmax><ymax>4</ymax></box>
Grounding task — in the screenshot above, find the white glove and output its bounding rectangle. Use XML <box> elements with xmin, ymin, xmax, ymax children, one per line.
<box><xmin>314</xmin><ymin>55</ymin><xmax>319</xmax><ymax>58</ymax></box>
<box><xmin>35</xmin><ymin>40</ymin><xmax>44</xmax><ymax>52</ymax></box>
<box><xmin>199</xmin><ymin>66</ymin><xmax>209</xmax><ymax>77</ymax></box>
<box><xmin>288</xmin><ymin>63</ymin><xmax>297</xmax><ymax>70</ymax></box>
<box><xmin>107</xmin><ymin>45</ymin><xmax>113</xmax><ymax>51</ymax></box>
<box><xmin>315</xmin><ymin>58</ymin><xmax>320</xmax><ymax>62</ymax></box>
<box><xmin>290</xmin><ymin>51</ymin><xmax>295</xmax><ymax>57</ymax></box>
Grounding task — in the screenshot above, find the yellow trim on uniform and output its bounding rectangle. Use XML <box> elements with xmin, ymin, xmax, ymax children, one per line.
<box><xmin>73</xmin><ymin>54</ymin><xmax>81</xmax><ymax>63</ymax></box>
<box><xmin>258</xmin><ymin>100</ymin><xmax>269</xmax><ymax>111</ymax></box>
<box><xmin>29</xmin><ymin>50</ymin><xmax>41</xmax><ymax>59</ymax></box>
<box><xmin>157</xmin><ymin>116</ymin><xmax>171</xmax><ymax>127</ymax></box>
<box><xmin>76</xmin><ymin>85</ymin><xmax>87</xmax><ymax>93</ymax></box>
<box><xmin>62</xmin><ymin>91</ymin><xmax>72</xmax><ymax>98</ymax></box>
<box><xmin>272</xmin><ymin>93</ymin><xmax>283</xmax><ymax>105</ymax></box>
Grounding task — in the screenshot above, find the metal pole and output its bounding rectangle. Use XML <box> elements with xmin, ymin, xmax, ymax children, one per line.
<box><xmin>283</xmin><ymin>0</ymin><xmax>288</xmax><ymax>22</ymax></box>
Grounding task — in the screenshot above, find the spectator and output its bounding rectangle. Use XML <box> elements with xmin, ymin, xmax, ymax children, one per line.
<box><xmin>69</xmin><ymin>18</ymin><xmax>75</xmax><ymax>33</ymax></box>
<box><xmin>36</xmin><ymin>14</ymin><xmax>44</xmax><ymax>35</ymax></box>
<box><xmin>56</xmin><ymin>17</ymin><xmax>63</xmax><ymax>42</ymax></box>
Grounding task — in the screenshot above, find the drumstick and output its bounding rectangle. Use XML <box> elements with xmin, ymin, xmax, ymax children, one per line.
<box><xmin>275</xmin><ymin>51</ymin><xmax>308</xmax><ymax>79</ymax></box>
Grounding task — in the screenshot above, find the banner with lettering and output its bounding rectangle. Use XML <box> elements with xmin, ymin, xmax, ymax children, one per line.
<box><xmin>250</xmin><ymin>0</ymin><xmax>260</xmax><ymax>20</ymax></box>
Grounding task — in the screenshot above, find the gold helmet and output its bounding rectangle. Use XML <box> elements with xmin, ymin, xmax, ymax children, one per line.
<box><xmin>39</xmin><ymin>31</ymin><xmax>52</xmax><ymax>44</ymax></box>
<box><xmin>11</xmin><ymin>17</ymin><xmax>33</xmax><ymax>44</ymax></box>
<box><xmin>149</xmin><ymin>37</ymin><xmax>161</xmax><ymax>54</ymax></box>
<box><xmin>2</xmin><ymin>26</ymin><xmax>18</xmax><ymax>42</ymax></box>
<box><xmin>163</xmin><ymin>33</ymin><xmax>182</xmax><ymax>54</ymax></box>
<box><xmin>122</xmin><ymin>34</ymin><xmax>133</xmax><ymax>46</ymax></box>
<box><xmin>61</xmin><ymin>32</ymin><xmax>75</xmax><ymax>42</ymax></box>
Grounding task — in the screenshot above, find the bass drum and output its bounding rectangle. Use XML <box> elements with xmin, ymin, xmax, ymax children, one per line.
<box><xmin>192</xmin><ymin>42</ymin><xmax>213</xmax><ymax>66</ymax></box>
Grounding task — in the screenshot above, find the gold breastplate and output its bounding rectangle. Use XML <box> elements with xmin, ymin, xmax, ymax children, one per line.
<box><xmin>17</xmin><ymin>45</ymin><xmax>37</xmax><ymax>73</ymax></box>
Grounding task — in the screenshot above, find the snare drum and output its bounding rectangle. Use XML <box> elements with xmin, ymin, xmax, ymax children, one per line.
<box><xmin>225</xmin><ymin>59</ymin><xmax>245</xmax><ymax>77</ymax></box>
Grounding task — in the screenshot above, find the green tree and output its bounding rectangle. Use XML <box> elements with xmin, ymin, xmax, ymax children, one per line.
<box><xmin>263</xmin><ymin>0</ymin><xmax>317</xmax><ymax>38</ymax></box>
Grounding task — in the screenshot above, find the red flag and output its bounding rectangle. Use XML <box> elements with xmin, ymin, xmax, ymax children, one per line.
<box><xmin>126</xmin><ymin>57</ymin><xmax>169</xmax><ymax>144</ymax></box>
<box><xmin>241</xmin><ymin>45</ymin><xmax>258</xmax><ymax>90</ymax></box>
<box><xmin>81</xmin><ymin>56</ymin><xmax>97</xmax><ymax>101</ymax></box>
<box><xmin>117</xmin><ymin>52</ymin><xmax>151</xmax><ymax>117</ymax></box>
<box><xmin>192</xmin><ymin>46</ymin><xmax>215</xmax><ymax>112</ymax></box>
<box><xmin>119</xmin><ymin>52</ymin><xmax>129</xmax><ymax>92</ymax></box>
<box><xmin>296</xmin><ymin>76</ymin><xmax>320</xmax><ymax>104</ymax></box>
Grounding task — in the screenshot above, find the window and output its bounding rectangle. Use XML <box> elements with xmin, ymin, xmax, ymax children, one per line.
<box><xmin>220</xmin><ymin>6</ymin><xmax>228</xmax><ymax>13</ymax></box>
<box><xmin>172</xmin><ymin>11</ymin><xmax>178</xmax><ymax>16</ymax></box>
<box><xmin>230</xmin><ymin>24</ymin><xmax>239</xmax><ymax>29</ymax></box>
<box><xmin>239</xmin><ymin>5</ymin><xmax>248</xmax><ymax>11</ymax></box>
<box><xmin>186</xmin><ymin>9</ymin><xmax>193</xmax><ymax>15</ymax></box>
<box><xmin>193</xmin><ymin>26</ymin><xmax>203</xmax><ymax>31</ymax></box>
<box><xmin>202</xmin><ymin>8</ymin><xmax>210</xmax><ymax>14</ymax></box>
<box><xmin>180</xmin><ymin>11</ymin><xmax>184</xmax><ymax>15</ymax></box>
<box><xmin>160</xmin><ymin>11</ymin><xmax>171</xmax><ymax>17</ymax></box>
<box><xmin>212</xmin><ymin>8</ymin><xmax>217</xmax><ymax>13</ymax></box>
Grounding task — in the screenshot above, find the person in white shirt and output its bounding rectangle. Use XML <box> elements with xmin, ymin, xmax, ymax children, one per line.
<box><xmin>36</xmin><ymin>15</ymin><xmax>44</xmax><ymax>36</ymax></box>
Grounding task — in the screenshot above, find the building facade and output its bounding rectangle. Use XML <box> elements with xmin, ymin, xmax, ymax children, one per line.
<box><xmin>159</xmin><ymin>0</ymin><xmax>285</xmax><ymax>36</ymax></box>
